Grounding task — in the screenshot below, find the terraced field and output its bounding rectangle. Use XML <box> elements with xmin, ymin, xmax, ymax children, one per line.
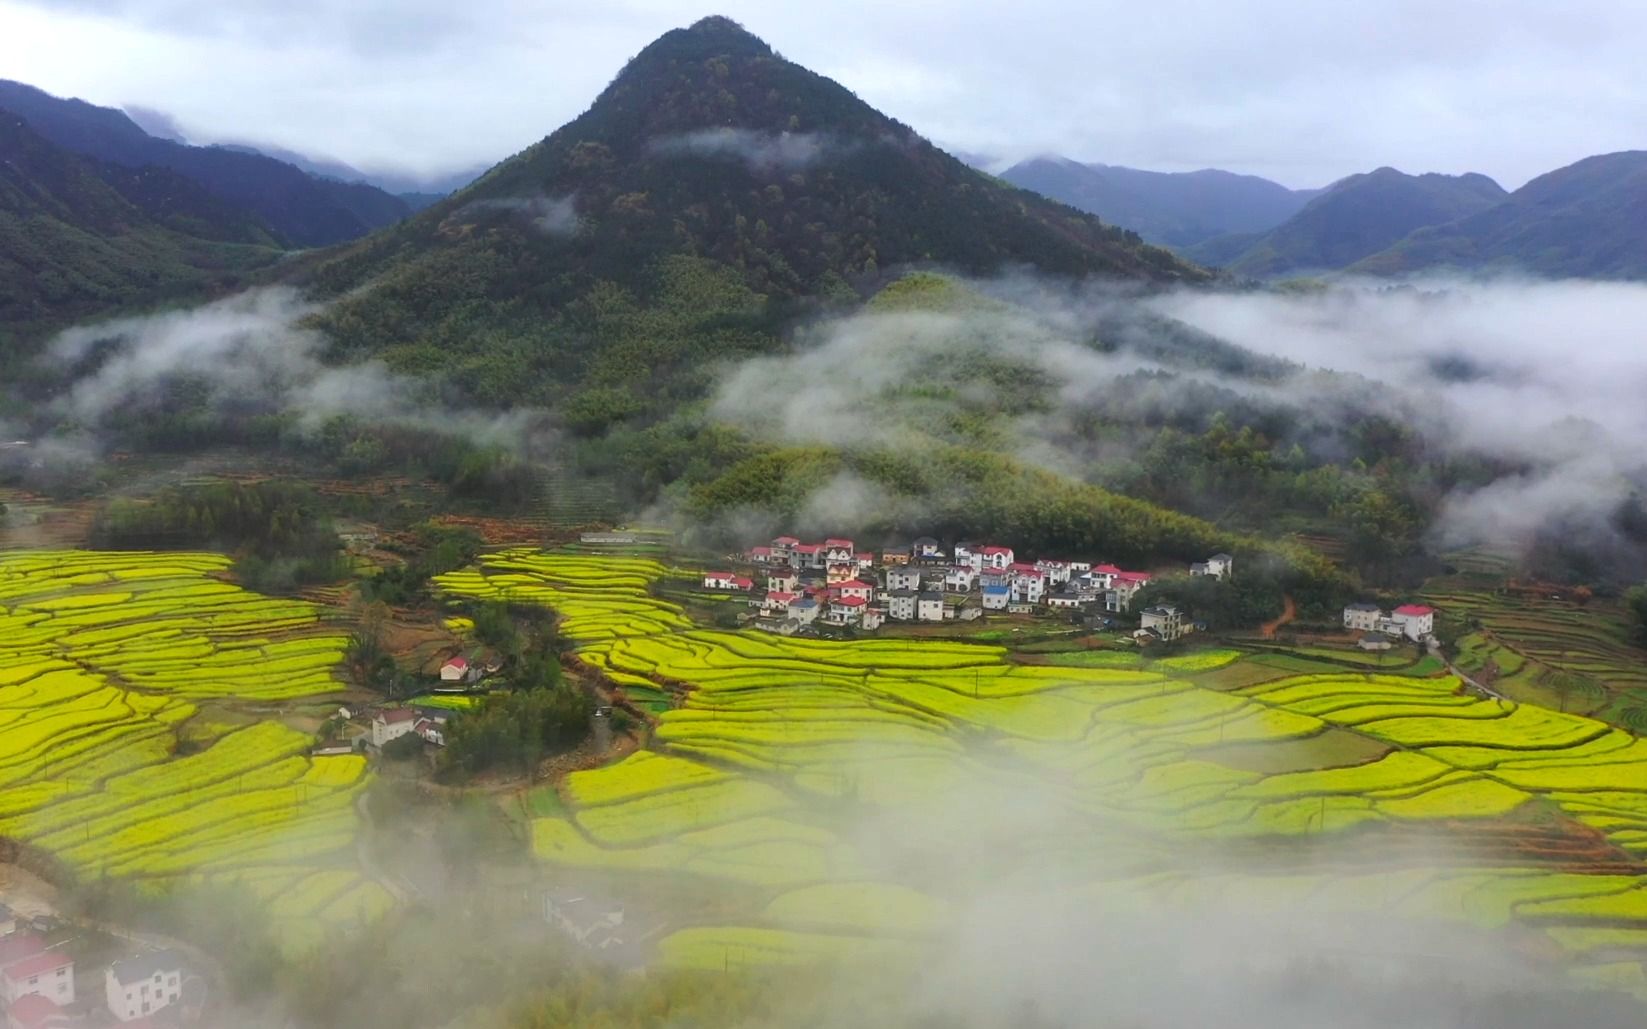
<box><xmin>1426</xmin><ymin>579</ymin><xmax>1647</xmax><ymax>723</ymax></box>
<box><xmin>440</xmin><ymin>551</ymin><xmax>1647</xmax><ymax>991</ymax></box>
<box><xmin>0</xmin><ymin>550</ymin><xmax>386</xmax><ymax>950</ymax></box>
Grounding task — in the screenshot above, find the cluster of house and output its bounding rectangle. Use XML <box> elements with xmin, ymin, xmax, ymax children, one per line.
<box><xmin>1342</xmin><ymin>602</ymin><xmax>1436</xmax><ymax>649</ymax></box>
<box><xmin>705</xmin><ymin>536</ymin><xmax>1230</xmax><ymax>637</ymax></box>
<box><xmin>0</xmin><ymin>906</ymin><xmax>186</xmax><ymax>1028</ymax></box>
<box><xmin>367</xmin><ymin>704</ymin><xmax>450</xmax><ymax>749</ymax></box>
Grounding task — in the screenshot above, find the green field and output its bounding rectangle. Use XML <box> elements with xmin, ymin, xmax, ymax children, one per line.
<box><xmin>440</xmin><ymin>550</ymin><xmax>1647</xmax><ymax>987</ymax></box>
<box><xmin>1425</xmin><ymin>579</ymin><xmax>1647</xmax><ymax>726</ymax></box>
<box><xmin>0</xmin><ymin>550</ymin><xmax>386</xmax><ymax>950</ymax></box>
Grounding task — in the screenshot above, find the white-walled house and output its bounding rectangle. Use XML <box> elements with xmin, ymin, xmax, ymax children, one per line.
<box><xmin>1089</xmin><ymin>564</ymin><xmax>1121</xmax><ymax>590</ymax></box>
<box><xmin>981</xmin><ymin>585</ymin><xmax>1010</xmax><ymax>610</ymax></box>
<box><xmin>1034</xmin><ymin>560</ymin><xmax>1072</xmax><ymax>586</ymax></box>
<box><xmin>1190</xmin><ymin>553</ymin><xmax>1234</xmax><ymax>580</ymax></box>
<box><xmin>1105</xmin><ymin>572</ymin><xmax>1152</xmax><ymax>612</ymax></box>
<box><xmin>916</xmin><ymin>593</ymin><xmax>946</xmax><ymax>622</ymax></box>
<box><xmin>791</xmin><ymin>544</ymin><xmax>826</xmax><ymax>569</ymax></box>
<box><xmin>837</xmin><ymin>580</ymin><xmax>875</xmax><ymax>602</ymax></box>
<box><xmin>979</xmin><ymin>546</ymin><xmax>1014</xmax><ymax>570</ymax></box>
<box><xmin>2</xmin><ymin>947</ymin><xmax>73</xmax><ymax>1008</ymax></box>
<box><xmin>952</xmin><ymin>542</ymin><xmax>981</xmax><ymax>572</ymax></box>
<box><xmin>439</xmin><ymin>656</ymin><xmax>470</xmax><ymax>682</ymax></box>
<box><xmin>767</xmin><ymin>569</ymin><xmax>800</xmax><ymax>592</ymax></box>
<box><xmin>1139</xmin><ymin>604</ymin><xmax>1186</xmax><ymax>642</ymax></box>
<box><xmin>702</xmin><ymin>572</ymin><xmax>737</xmax><ymax>589</ymax></box>
<box><xmin>1047</xmin><ymin>590</ymin><xmax>1085</xmax><ymax>609</ymax></box>
<box><xmin>788</xmin><ymin>598</ymin><xmax>821</xmax><ymax>625</ymax></box>
<box><xmin>911</xmin><ymin>537</ymin><xmax>946</xmax><ymax>561</ymax></box>
<box><xmin>885</xmin><ymin>567</ymin><xmax>923</xmax><ymax>592</ymax></box>
<box><xmin>1343</xmin><ymin>603</ymin><xmax>1382</xmax><ymax>631</ymax></box>
<box><xmin>944</xmin><ymin>567</ymin><xmax>978</xmax><ymax>592</ymax></box>
<box><xmin>862</xmin><ymin>605</ymin><xmax>887</xmax><ymax>631</ymax></box>
<box><xmin>105</xmin><ymin>951</ymin><xmax>183</xmax><ymax>1022</ymax></box>
<box><xmin>886</xmin><ymin>590</ymin><xmax>918</xmax><ymax>621</ymax></box>
<box><xmin>1010</xmin><ymin>569</ymin><xmax>1046</xmax><ymax>605</ymax></box>
<box><xmin>823</xmin><ymin>539</ymin><xmax>855</xmax><ymax>564</ymax></box>
<box><xmin>1390</xmin><ymin>604</ymin><xmax>1436</xmax><ymax>640</ymax></box>
<box><xmin>370</xmin><ymin>708</ymin><xmax>418</xmax><ymax>748</ymax></box>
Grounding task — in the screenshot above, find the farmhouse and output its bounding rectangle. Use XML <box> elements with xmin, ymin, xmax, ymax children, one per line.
<box><xmin>837</xmin><ymin>580</ymin><xmax>874</xmax><ymax>602</ymax></box>
<box><xmin>1391</xmin><ymin>604</ymin><xmax>1435</xmax><ymax>641</ymax></box>
<box><xmin>702</xmin><ymin>572</ymin><xmax>737</xmax><ymax>590</ymax></box>
<box><xmin>1139</xmin><ymin>604</ymin><xmax>1186</xmax><ymax>642</ymax></box>
<box><xmin>791</xmin><ymin>543</ymin><xmax>826</xmax><ymax>569</ymax></box>
<box><xmin>882</xmin><ymin>545</ymin><xmax>911</xmax><ymax>566</ymax></box>
<box><xmin>981</xmin><ymin>585</ymin><xmax>1010</xmax><ymax>610</ymax></box>
<box><xmin>910</xmin><ymin>537</ymin><xmax>946</xmax><ymax>561</ymax></box>
<box><xmin>916</xmin><ymin>592</ymin><xmax>946</xmax><ymax>622</ymax></box>
<box><xmin>1190</xmin><ymin>553</ymin><xmax>1234</xmax><ymax>580</ymax></box>
<box><xmin>1358</xmin><ymin>632</ymin><xmax>1394</xmax><ymax>652</ymax></box>
<box><xmin>439</xmin><ymin>656</ymin><xmax>471</xmax><ymax>683</ymax></box>
<box><xmin>1009</xmin><ymin>568</ymin><xmax>1046</xmax><ymax>604</ymax></box>
<box><xmin>1105</xmin><ymin>572</ymin><xmax>1152</xmax><ymax>612</ymax></box>
<box><xmin>414</xmin><ymin>718</ymin><xmax>446</xmax><ymax>746</ymax></box>
<box><xmin>886</xmin><ymin>589</ymin><xmax>918</xmax><ymax>621</ymax></box>
<box><xmin>766</xmin><ymin>568</ymin><xmax>800</xmax><ymax>592</ymax></box>
<box><xmin>885</xmin><ymin>567</ymin><xmax>923</xmax><ymax>592</ymax></box>
<box><xmin>370</xmin><ymin>708</ymin><xmax>418</xmax><ymax>748</ymax></box>
<box><xmin>979</xmin><ymin>545</ymin><xmax>1014</xmax><ymax>570</ymax></box>
<box><xmin>1034</xmin><ymin>559</ymin><xmax>1072</xmax><ymax>585</ymax></box>
<box><xmin>823</xmin><ymin>539</ymin><xmax>855</xmax><ymax>564</ymax></box>
<box><xmin>944</xmin><ymin>566</ymin><xmax>978</xmax><ymax>592</ymax></box>
<box><xmin>105</xmin><ymin>951</ymin><xmax>183</xmax><ymax>1023</ymax></box>
<box><xmin>1</xmin><ymin>939</ymin><xmax>72</xmax><ymax>1008</ymax></box>
<box><xmin>1046</xmin><ymin>589</ymin><xmax>1085</xmax><ymax>609</ymax></box>
<box><xmin>1343</xmin><ymin>603</ymin><xmax>1382</xmax><ymax>631</ymax></box>
<box><xmin>788</xmin><ymin>598</ymin><xmax>820</xmax><ymax>625</ymax></box>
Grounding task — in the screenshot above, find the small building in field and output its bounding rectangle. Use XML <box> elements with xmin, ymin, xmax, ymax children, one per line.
<box><xmin>1046</xmin><ymin>590</ymin><xmax>1085</xmax><ymax>610</ymax></box>
<box><xmin>439</xmin><ymin>656</ymin><xmax>470</xmax><ymax>682</ymax></box>
<box><xmin>1139</xmin><ymin>604</ymin><xmax>1186</xmax><ymax>642</ymax></box>
<box><xmin>1391</xmin><ymin>604</ymin><xmax>1435</xmax><ymax>640</ymax></box>
<box><xmin>702</xmin><ymin>572</ymin><xmax>737</xmax><ymax>590</ymax></box>
<box><xmin>105</xmin><ymin>952</ymin><xmax>183</xmax><ymax>1024</ymax></box>
<box><xmin>916</xmin><ymin>592</ymin><xmax>946</xmax><ymax>622</ymax></box>
<box><xmin>370</xmin><ymin>708</ymin><xmax>419</xmax><ymax>748</ymax></box>
<box><xmin>886</xmin><ymin>589</ymin><xmax>918</xmax><ymax>621</ymax></box>
<box><xmin>414</xmin><ymin>718</ymin><xmax>446</xmax><ymax>746</ymax></box>
<box><xmin>1358</xmin><ymin>632</ymin><xmax>1395</xmax><ymax>652</ymax></box>
<box><xmin>746</xmin><ymin>545</ymin><xmax>774</xmax><ymax>564</ymax></box>
<box><xmin>981</xmin><ymin>585</ymin><xmax>1010</xmax><ymax>610</ymax></box>
<box><xmin>1343</xmin><ymin>603</ymin><xmax>1382</xmax><ymax>632</ymax></box>
<box><xmin>727</xmin><ymin>576</ymin><xmax>754</xmax><ymax>592</ymax></box>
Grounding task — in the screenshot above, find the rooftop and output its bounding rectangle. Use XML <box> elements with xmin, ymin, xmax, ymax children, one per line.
<box><xmin>1394</xmin><ymin>604</ymin><xmax>1435</xmax><ymax>616</ymax></box>
<box><xmin>109</xmin><ymin>949</ymin><xmax>184</xmax><ymax>986</ymax></box>
<box><xmin>3</xmin><ymin>951</ymin><xmax>71</xmax><ymax>981</ymax></box>
<box><xmin>376</xmin><ymin>708</ymin><xmax>417</xmax><ymax>724</ymax></box>
<box><xmin>1346</xmin><ymin>602</ymin><xmax>1381</xmax><ymax>611</ymax></box>
<box><xmin>5</xmin><ymin>994</ymin><xmax>62</xmax><ymax>1029</ymax></box>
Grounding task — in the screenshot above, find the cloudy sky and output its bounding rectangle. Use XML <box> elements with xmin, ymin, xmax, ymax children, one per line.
<box><xmin>2</xmin><ymin>0</ymin><xmax>1643</xmax><ymax>189</ymax></box>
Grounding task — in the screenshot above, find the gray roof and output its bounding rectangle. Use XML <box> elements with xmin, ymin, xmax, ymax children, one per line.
<box><xmin>789</xmin><ymin>598</ymin><xmax>818</xmax><ymax>608</ymax></box>
<box><xmin>889</xmin><ymin>588</ymin><xmax>916</xmax><ymax>598</ymax></box>
<box><xmin>1362</xmin><ymin>631</ymin><xmax>1392</xmax><ymax>643</ymax></box>
<box><xmin>1345</xmin><ymin>602</ymin><xmax>1381</xmax><ymax>612</ymax></box>
<box><xmin>1142</xmin><ymin>604</ymin><xmax>1179</xmax><ymax>616</ymax></box>
<box><xmin>1210</xmin><ymin>553</ymin><xmax>1234</xmax><ymax>561</ymax></box>
<box><xmin>917</xmin><ymin>591</ymin><xmax>944</xmax><ymax>602</ymax></box>
<box><xmin>110</xmin><ymin>950</ymin><xmax>184</xmax><ymax>985</ymax></box>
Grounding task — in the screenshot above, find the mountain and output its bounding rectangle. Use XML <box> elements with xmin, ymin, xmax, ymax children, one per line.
<box><xmin>0</xmin><ymin>110</ymin><xmax>281</xmax><ymax>331</ymax></box>
<box><xmin>1352</xmin><ymin>151</ymin><xmax>1647</xmax><ymax>279</ymax></box>
<box><xmin>216</xmin><ymin>140</ymin><xmax>487</xmax><ymax>197</ymax></box>
<box><xmin>1000</xmin><ymin>155</ymin><xmax>1318</xmax><ymax>247</ymax></box>
<box><xmin>1193</xmin><ymin>167</ymin><xmax>1507</xmax><ymax>278</ymax></box>
<box><xmin>0</xmin><ymin>80</ymin><xmax>411</xmax><ymax>247</ymax></box>
<box><xmin>300</xmin><ymin>17</ymin><xmax>1207</xmax><ymax>416</ymax></box>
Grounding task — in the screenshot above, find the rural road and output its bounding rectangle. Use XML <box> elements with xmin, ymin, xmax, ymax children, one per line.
<box><xmin>1430</xmin><ymin>638</ymin><xmax>1508</xmax><ymax>701</ymax></box>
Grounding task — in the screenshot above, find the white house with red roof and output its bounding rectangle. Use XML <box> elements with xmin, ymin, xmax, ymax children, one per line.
<box><xmin>827</xmin><ymin>595</ymin><xmax>869</xmax><ymax>624</ymax></box>
<box><xmin>414</xmin><ymin>718</ymin><xmax>446</xmax><ymax>746</ymax></box>
<box><xmin>979</xmin><ymin>546</ymin><xmax>1014</xmax><ymax>570</ymax></box>
<box><xmin>702</xmin><ymin>571</ymin><xmax>737</xmax><ymax>589</ymax></box>
<box><xmin>944</xmin><ymin>566</ymin><xmax>978</xmax><ymax>592</ymax></box>
<box><xmin>439</xmin><ymin>656</ymin><xmax>470</xmax><ymax>682</ymax></box>
<box><xmin>761</xmin><ymin>591</ymin><xmax>799</xmax><ymax>615</ymax></box>
<box><xmin>1</xmin><ymin>937</ymin><xmax>73</xmax><ymax>1008</ymax></box>
<box><xmin>837</xmin><ymin>580</ymin><xmax>875</xmax><ymax>602</ymax></box>
<box><xmin>746</xmin><ymin>545</ymin><xmax>774</xmax><ymax>564</ymax></box>
<box><xmin>766</xmin><ymin>568</ymin><xmax>800</xmax><ymax>592</ymax></box>
<box><xmin>823</xmin><ymin>539</ymin><xmax>855</xmax><ymax>564</ymax></box>
<box><xmin>1390</xmin><ymin>604</ymin><xmax>1435</xmax><ymax>641</ymax></box>
<box><xmin>854</xmin><ymin>551</ymin><xmax>875</xmax><ymax>570</ymax></box>
<box><xmin>370</xmin><ymin>708</ymin><xmax>419</xmax><ymax>748</ymax></box>
<box><xmin>1105</xmin><ymin>571</ymin><xmax>1152</xmax><ymax>612</ymax></box>
<box><xmin>1010</xmin><ymin>567</ymin><xmax>1046</xmax><ymax>604</ymax></box>
<box><xmin>791</xmin><ymin>543</ymin><xmax>826</xmax><ymax>569</ymax></box>
<box><xmin>1034</xmin><ymin>559</ymin><xmax>1072</xmax><ymax>585</ymax></box>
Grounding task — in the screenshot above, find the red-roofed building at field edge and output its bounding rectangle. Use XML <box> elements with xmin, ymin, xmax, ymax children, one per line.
<box><xmin>1390</xmin><ymin>604</ymin><xmax>1435</xmax><ymax>641</ymax></box>
<box><xmin>6</xmin><ymin>992</ymin><xmax>73</xmax><ymax>1029</ymax></box>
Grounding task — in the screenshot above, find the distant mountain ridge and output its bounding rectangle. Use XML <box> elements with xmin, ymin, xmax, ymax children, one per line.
<box><xmin>1000</xmin><ymin>155</ymin><xmax>1319</xmax><ymax>247</ymax></box>
<box><xmin>0</xmin><ymin>80</ymin><xmax>411</xmax><ymax>247</ymax></box>
<box><xmin>1189</xmin><ymin>167</ymin><xmax>1508</xmax><ymax>278</ymax></box>
<box><xmin>0</xmin><ymin>110</ymin><xmax>281</xmax><ymax>328</ymax></box>
<box><xmin>1352</xmin><ymin>151</ymin><xmax>1647</xmax><ymax>279</ymax></box>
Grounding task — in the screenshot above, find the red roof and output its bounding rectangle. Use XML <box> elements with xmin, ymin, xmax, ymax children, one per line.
<box><xmin>855</xmin><ymin>552</ymin><xmax>873</xmax><ymax>560</ymax></box>
<box><xmin>824</xmin><ymin>538</ymin><xmax>854</xmax><ymax>548</ymax></box>
<box><xmin>766</xmin><ymin>591</ymin><xmax>798</xmax><ymax>603</ymax></box>
<box><xmin>1116</xmin><ymin>572</ymin><xmax>1151</xmax><ymax>583</ymax></box>
<box><xmin>6</xmin><ymin>994</ymin><xmax>62</xmax><ymax>1029</ymax></box>
<box><xmin>414</xmin><ymin>719</ymin><xmax>436</xmax><ymax>733</ymax></box>
<box><xmin>834</xmin><ymin>596</ymin><xmax>868</xmax><ymax>607</ymax></box>
<box><xmin>0</xmin><ymin>934</ymin><xmax>45</xmax><ymax>967</ymax></box>
<box><xmin>376</xmin><ymin>708</ymin><xmax>416</xmax><ymax>724</ymax></box>
<box><xmin>838</xmin><ymin>580</ymin><xmax>871</xmax><ymax>590</ymax></box>
<box><xmin>442</xmin><ymin>656</ymin><xmax>468</xmax><ymax>670</ymax></box>
<box><xmin>3</xmin><ymin>951</ymin><xmax>71</xmax><ymax>981</ymax></box>
<box><xmin>748</xmin><ymin>546</ymin><xmax>771</xmax><ymax>555</ymax></box>
<box><xmin>1091</xmin><ymin>564</ymin><xmax>1122</xmax><ymax>575</ymax></box>
<box><xmin>773</xmin><ymin>536</ymin><xmax>799</xmax><ymax>545</ymax></box>
<box><xmin>1008</xmin><ymin>562</ymin><xmax>1038</xmax><ymax>573</ymax></box>
<box><xmin>729</xmin><ymin>577</ymin><xmax>754</xmax><ymax>588</ymax></box>
<box><xmin>981</xmin><ymin>546</ymin><xmax>1012</xmax><ymax>555</ymax></box>
<box><xmin>793</xmin><ymin>544</ymin><xmax>823</xmax><ymax>553</ymax></box>
<box><xmin>1393</xmin><ymin>604</ymin><xmax>1435</xmax><ymax>617</ymax></box>
<box><xmin>705</xmin><ymin>571</ymin><xmax>732</xmax><ymax>579</ymax></box>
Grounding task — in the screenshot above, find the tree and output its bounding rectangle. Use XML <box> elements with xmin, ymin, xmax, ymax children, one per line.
<box><xmin>1626</xmin><ymin>584</ymin><xmax>1647</xmax><ymax>645</ymax></box>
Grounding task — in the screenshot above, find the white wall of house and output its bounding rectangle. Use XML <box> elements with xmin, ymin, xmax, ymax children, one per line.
<box><xmin>105</xmin><ymin>966</ymin><xmax>181</xmax><ymax>1022</ymax></box>
<box><xmin>4</xmin><ymin>960</ymin><xmax>73</xmax><ymax>1006</ymax></box>
<box><xmin>371</xmin><ymin>714</ymin><xmax>417</xmax><ymax>748</ymax></box>
<box><xmin>1343</xmin><ymin>606</ymin><xmax>1382</xmax><ymax>631</ymax></box>
<box><xmin>916</xmin><ymin>597</ymin><xmax>946</xmax><ymax>622</ymax></box>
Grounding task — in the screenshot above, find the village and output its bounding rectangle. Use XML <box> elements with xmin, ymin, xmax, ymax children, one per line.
<box><xmin>702</xmin><ymin>536</ymin><xmax>1237</xmax><ymax>644</ymax></box>
<box><xmin>0</xmin><ymin>903</ymin><xmax>193</xmax><ymax>1029</ymax></box>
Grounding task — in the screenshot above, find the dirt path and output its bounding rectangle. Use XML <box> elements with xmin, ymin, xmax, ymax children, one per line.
<box><xmin>1431</xmin><ymin>638</ymin><xmax>1508</xmax><ymax>701</ymax></box>
<box><xmin>1259</xmin><ymin>594</ymin><xmax>1297</xmax><ymax>639</ymax></box>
